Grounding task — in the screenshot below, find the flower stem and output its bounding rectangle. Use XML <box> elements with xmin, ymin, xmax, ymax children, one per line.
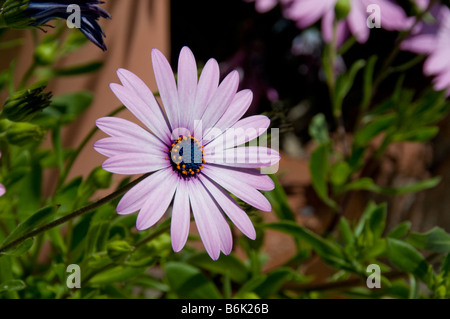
<box><xmin>0</xmin><ymin>173</ymin><xmax>150</xmax><ymax>255</ymax></box>
<box><xmin>18</xmin><ymin>61</ymin><xmax>37</xmax><ymax>90</ymax></box>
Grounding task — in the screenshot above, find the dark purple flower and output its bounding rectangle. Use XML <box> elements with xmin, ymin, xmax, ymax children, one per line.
<box><xmin>26</xmin><ymin>0</ymin><xmax>111</xmax><ymax>50</ymax></box>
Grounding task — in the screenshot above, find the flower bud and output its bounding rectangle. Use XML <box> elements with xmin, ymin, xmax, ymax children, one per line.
<box><xmin>2</xmin><ymin>85</ymin><xmax>52</xmax><ymax>122</ymax></box>
<box><xmin>0</xmin><ymin>0</ymin><xmax>33</xmax><ymax>29</ymax></box>
<box><xmin>34</xmin><ymin>37</ymin><xmax>59</xmax><ymax>66</ymax></box>
<box><xmin>335</xmin><ymin>0</ymin><xmax>351</xmax><ymax>21</ymax></box>
<box><xmin>107</xmin><ymin>240</ymin><xmax>134</xmax><ymax>261</ymax></box>
<box><xmin>5</xmin><ymin>122</ymin><xmax>45</xmax><ymax>146</ymax></box>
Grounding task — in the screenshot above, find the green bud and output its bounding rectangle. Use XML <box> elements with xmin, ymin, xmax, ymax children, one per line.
<box><xmin>335</xmin><ymin>0</ymin><xmax>351</xmax><ymax>21</ymax></box>
<box><xmin>145</xmin><ymin>233</ymin><xmax>172</xmax><ymax>256</ymax></box>
<box><xmin>2</xmin><ymin>85</ymin><xmax>52</xmax><ymax>122</ymax></box>
<box><xmin>5</xmin><ymin>122</ymin><xmax>45</xmax><ymax>146</ymax></box>
<box><xmin>0</xmin><ymin>0</ymin><xmax>32</xmax><ymax>29</ymax></box>
<box><xmin>107</xmin><ymin>240</ymin><xmax>134</xmax><ymax>261</ymax></box>
<box><xmin>91</xmin><ymin>167</ymin><xmax>113</xmax><ymax>189</ymax></box>
<box><xmin>34</xmin><ymin>37</ymin><xmax>59</xmax><ymax>66</ymax></box>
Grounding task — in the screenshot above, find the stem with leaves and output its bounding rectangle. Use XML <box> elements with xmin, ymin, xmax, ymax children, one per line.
<box><xmin>0</xmin><ymin>173</ymin><xmax>151</xmax><ymax>256</ymax></box>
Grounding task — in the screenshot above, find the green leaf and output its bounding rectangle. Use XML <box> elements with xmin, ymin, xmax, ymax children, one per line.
<box><xmin>48</xmin><ymin>228</ymin><xmax>67</xmax><ymax>254</ymax></box>
<box><xmin>440</xmin><ymin>253</ymin><xmax>450</xmax><ymax>277</ymax></box>
<box><xmin>354</xmin><ymin>201</ymin><xmax>377</xmax><ymax>238</ymax></box>
<box><xmin>386</xmin><ymin>238</ymin><xmax>430</xmax><ymax>282</ymax></box>
<box><xmin>165</xmin><ymin>262</ymin><xmax>222</xmax><ymax>299</ymax></box>
<box><xmin>33</xmin><ymin>91</ymin><xmax>93</xmax><ymax>127</ymax></box>
<box><xmin>354</xmin><ymin>114</ymin><xmax>396</xmax><ymax>146</ymax></box>
<box><xmin>52</xmin><ymin>61</ymin><xmax>103</xmax><ymax>76</ymax></box>
<box><xmin>309</xmin><ymin>113</ymin><xmax>330</xmax><ymax>144</ymax></box>
<box><xmin>343</xmin><ymin>177</ymin><xmax>441</xmax><ymax>196</ymax></box>
<box><xmin>0</xmin><ymin>238</ymin><xmax>34</xmax><ymax>257</ymax></box>
<box><xmin>85</xmin><ymin>220</ymin><xmax>110</xmax><ymax>258</ymax></box>
<box><xmin>263</xmin><ymin>175</ymin><xmax>295</xmax><ymax>221</ymax></box>
<box><xmin>392</xmin><ymin>126</ymin><xmax>439</xmax><ymax>142</ymax></box>
<box><xmin>387</xmin><ymin>221</ymin><xmax>412</xmax><ymax>239</ymax></box>
<box><xmin>330</xmin><ymin>161</ymin><xmax>352</xmax><ymax>187</ymax></box>
<box><xmin>361</xmin><ymin>55</ymin><xmax>378</xmax><ymax>110</ymax></box>
<box><xmin>235</xmin><ymin>275</ymin><xmax>267</xmax><ymax>298</ymax></box>
<box><xmin>309</xmin><ymin>143</ymin><xmax>338</xmax><ymax>210</ymax></box>
<box><xmin>17</xmin><ymin>158</ymin><xmax>42</xmax><ymax>215</ymax></box>
<box><xmin>264</xmin><ymin>221</ymin><xmax>349</xmax><ymax>269</ymax></box>
<box><xmin>338</xmin><ymin>217</ymin><xmax>355</xmax><ymax>245</ymax></box>
<box><xmin>0</xmin><ymin>280</ymin><xmax>26</xmax><ymax>293</ymax></box>
<box><xmin>90</xmin><ymin>266</ymin><xmax>146</xmax><ymax>286</ymax></box>
<box><xmin>334</xmin><ymin>59</ymin><xmax>366</xmax><ymax>116</ymax></box>
<box><xmin>368</xmin><ymin>202</ymin><xmax>387</xmax><ymax>239</ymax></box>
<box><xmin>106</xmin><ymin>240</ymin><xmax>134</xmax><ymax>261</ymax></box>
<box><xmin>1</xmin><ymin>206</ymin><xmax>58</xmax><ymax>247</ymax></box>
<box><xmin>187</xmin><ymin>253</ymin><xmax>249</xmax><ymax>284</ymax></box>
<box><xmin>253</xmin><ymin>268</ymin><xmax>293</xmax><ymax>298</ymax></box>
<box><xmin>407</xmin><ymin>227</ymin><xmax>450</xmax><ymax>253</ymax></box>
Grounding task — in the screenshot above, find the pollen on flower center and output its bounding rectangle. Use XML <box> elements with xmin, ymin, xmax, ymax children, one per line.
<box><xmin>168</xmin><ymin>135</ymin><xmax>205</xmax><ymax>179</ymax></box>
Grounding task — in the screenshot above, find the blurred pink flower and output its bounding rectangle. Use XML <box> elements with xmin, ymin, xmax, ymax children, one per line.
<box><xmin>94</xmin><ymin>47</ymin><xmax>280</xmax><ymax>260</ymax></box>
<box><xmin>0</xmin><ymin>153</ymin><xmax>4</xmax><ymax>197</ymax></box>
<box><xmin>401</xmin><ymin>2</ymin><xmax>450</xmax><ymax>95</ymax></box>
<box><xmin>283</xmin><ymin>0</ymin><xmax>411</xmax><ymax>45</ymax></box>
<box><xmin>245</xmin><ymin>0</ymin><xmax>282</xmax><ymax>13</ymax></box>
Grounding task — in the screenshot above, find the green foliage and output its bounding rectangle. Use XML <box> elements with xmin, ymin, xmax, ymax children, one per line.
<box><xmin>309</xmin><ymin>143</ymin><xmax>338</xmax><ymax>210</ymax></box>
<box><xmin>0</xmin><ymin>1</ymin><xmax>449</xmax><ymax>301</ymax></box>
<box><xmin>165</xmin><ymin>262</ymin><xmax>222</xmax><ymax>299</ymax></box>
<box><xmin>408</xmin><ymin>227</ymin><xmax>450</xmax><ymax>253</ymax></box>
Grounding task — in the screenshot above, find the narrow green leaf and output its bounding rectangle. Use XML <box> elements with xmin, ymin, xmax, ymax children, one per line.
<box><xmin>263</xmin><ymin>175</ymin><xmax>295</xmax><ymax>221</ymax></box>
<box><xmin>48</xmin><ymin>228</ymin><xmax>67</xmax><ymax>254</ymax></box>
<box><xmin>235</xmin><ymin>275</ymin><xmax>267</xmax><ymax>298</ymax></box>
<box><xmin>361</xmin><ymin>55</ymin><xmax>378</xmax><ymax>110</ymax></box>
<box><xmin>90</xmin><ymin>266</ymin><xmax>146</xmax><ymax>285</ymax></box>
<box><xmin>187</xmin><ymin>253</ymin><xmax>249</xmax><ymax>284</ymax></box>
<box><xmin>264</xmin><ymin>221</ymin><xmax>349</xmax><ymax>269</ymax></box>
<box><xmin>53</xmin><ymin>61</ymin><xmax>103</xmax><ymax>76</ymax></box>
<box><xmin>368</xmin><ymin>202</ymin><xmax>387</xmax><ymax>239</ymax></box>
<box><xmin>343</xmin><ymin>177</ymin><xmax>441</xmax><ymax>196</ymax></box>
<box><xmin>165</xmin><ymin>262</ymin><xmax>222</xmax><ymax>299</ymax></box>
<box><xmin>392</xmin><ymin>126</ymin><xmax>439</xmax><ymax>142</ymax></box>
<box><xmin>0</xmin><ymin>280</ymin><xmax>26</xmax><ymax>293</ymax></box>
<box><xmin>440</xmin><ymin>253</ymin><xmax>450</xmax><ymax>277</ymax></box>
<box><xmin>338</xmin><ymin>217</ymin><xmax>355</xmax><ymax>245</ymax></box>
<box><xmin>253</xmin><ymin>268</ymin><xmax>293</xmax><ymax>298</ymax></box>
<box><xmin>1</xmin><ymin>206</ymin><xmax>58</xmax><ymax>247</ymax></box>
<box><xmin>34</xmin><ymin>91</ymin><xmax>93</xmax><ymax>127</ymax></box>
<box><xmin>387</xmin><ymin>221</ymin><xmax>412</xmax><ymax>239</ymax></box>
<box><xmin>407</xmin><ymin>227</ymin><xmax>450</xmax><ymax>253</ymax></box>
<box><xmin>354</xmin><ymin>114</ymin><xmax>396</xmax><ymax>146</ymax></box>
<box><xmin>334</xmin><ymin>59</ymin><xmax>366</xmax><ymax>116</ymax></box>
<box><xmin>387</xmin><ymin>238</ymin><xmax>429</xmax><ymax>282</ymax></box>
<box><xmin>309</xmin><ymin>144</ymin><xmax>338</xmax><ymax>210</ymax></box>
<box><xmin>354</xmin><ymin>201</ymin><xmax>377</xmax><ymax>238</ymax></box>
<box><xmin>0</xmin><ymin>238</ymin><xmax>34</xmax><ymax>257</ymax></box>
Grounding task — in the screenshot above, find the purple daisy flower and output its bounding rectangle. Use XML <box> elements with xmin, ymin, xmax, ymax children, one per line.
<box><xmin>283</xmin><ymin>0</ymin><xmax>411</xmax><ymax>46</ymax></box>
<box><xmin>0</xmin><ymin>153</ymin><xmax>4</xmax><ymax>197</ymax></box>
<box><xmin>94</xmin><ymin>47</ymin><xmax>280</xmax><ymax>260</ymax></box>
<box><xmin>401</xmin><ymin>1</ymin><xmax>450</xmax><ymax>95</ymax></box>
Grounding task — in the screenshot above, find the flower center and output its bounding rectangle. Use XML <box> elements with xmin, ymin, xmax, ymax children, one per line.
<box><xmin>168</xmin><ymin>135</ymin><xmax>205</xmax><ymax>179</ymax></box>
